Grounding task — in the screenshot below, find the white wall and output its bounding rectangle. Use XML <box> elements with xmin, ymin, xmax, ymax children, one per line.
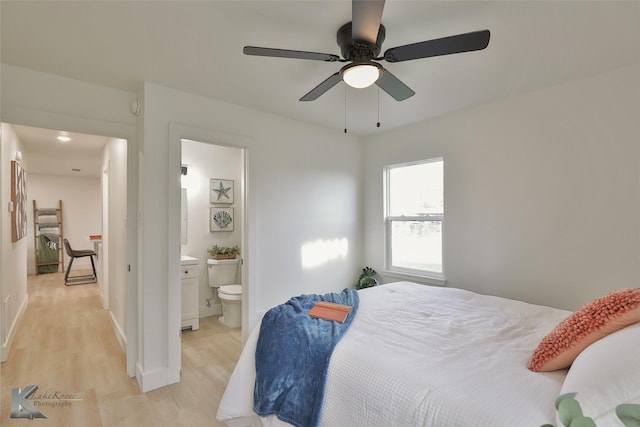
<box><xmin>363</xmin><ymin>63</ymin><xmax>640</xmax><ymax>311</ymax></box>
<box><xmin>0</xmin><ymin>26</ymin><xmax>3</xmax><ymax>367</ymax></box>
<box><xmin>0</xmin><ymin>0</ymin><xmax>3</xmax><ymax>372</ymax></box>
<box><xmin>102</xmin><ymin>138</ymin><xmax>128</xmax><ymax>348</ymax></box>
<box><xmin>27</xmin><ymin>174</ymin><xmax>101</xmax><ymax>275</ymax></box>
<box><xmin>140</xmin><ymin>82</ymin><xmax>363</xmax><ymax>390</ymax></box>
<box><xmin>181</xmin><ymin>140</ymin><xmax>242</xmax><ymax>318</ymax></box>
<box><xmin>0</xmin><ymin>124</ymin><xmax>28</xmax><ymax>361</ymax></box>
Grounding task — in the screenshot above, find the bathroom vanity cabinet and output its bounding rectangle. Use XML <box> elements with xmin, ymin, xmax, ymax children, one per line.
<box><xmin>180</xmin><ymin>256</ymin><xmax>199</xmax><ymax>330</ymax></box>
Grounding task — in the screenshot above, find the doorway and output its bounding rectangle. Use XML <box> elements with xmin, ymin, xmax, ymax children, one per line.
<box><xmin>180</xmin><ymin>139</ymin><xmax>243</xmax><ymax>324</ymax></box>
<box><xmin>167</xmin><ymin>124</ymin><xmax>249</xmax><ymax>380</ymax></box>
<box><xmin>0</xmin><ymin>122</ymin><xmax>136</xmax><ymax>377</ymax></box>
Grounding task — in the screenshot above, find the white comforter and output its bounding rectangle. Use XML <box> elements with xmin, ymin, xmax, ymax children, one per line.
<box><xmin>217</xmin><ymin>282</ymin><xmax>570</xmax><ymax>427</ymax></box>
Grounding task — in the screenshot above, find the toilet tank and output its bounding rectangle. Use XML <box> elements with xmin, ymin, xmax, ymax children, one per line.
<box><xmin>207</xmin><ymin>258</ymin><xmax>240</xmax><ymax>288</ymax></box>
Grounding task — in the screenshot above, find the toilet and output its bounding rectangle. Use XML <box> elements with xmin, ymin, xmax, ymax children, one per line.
<box><xmin>207</xmin><ymin>258</ymin><xmax>242</xmax><ymax>328</ymax></box>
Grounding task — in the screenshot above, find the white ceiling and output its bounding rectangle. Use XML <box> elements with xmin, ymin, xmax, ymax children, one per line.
<box><xmin>2</xmin><ymin>0</ymin><xmax>640</xmax><ymax>138</ymax></box>
<box><xmin>10</xmin><ymin>124</ymin><xmax>110</xmax><ymax>178</ymax></box>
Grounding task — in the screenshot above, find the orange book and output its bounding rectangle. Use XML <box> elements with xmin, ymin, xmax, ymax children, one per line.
<box><xmin>308</xmin><ymin>301</ymin><xmax>353</xmax><ymax>323</ymax></box>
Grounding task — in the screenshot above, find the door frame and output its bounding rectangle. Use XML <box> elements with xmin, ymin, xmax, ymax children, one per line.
<box><xmin>101</xmin><ymin>163</ymin><xmax>110</xmax><ymax>309</ymax></box>
<box><xmin>1</xmin><ymin>107</ymin><xmax>139</xmax><ymax>378</ymax></box>
<box><xmin>167</xmin><ymin>123</ymin><xmax>253</xmax><ymax>383</ymax></box>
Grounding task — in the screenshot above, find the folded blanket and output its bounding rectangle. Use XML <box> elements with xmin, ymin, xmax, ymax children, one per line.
<box><xmin>37</xmin><ymin>234</ymin><xmax>60</xmax><ymax>274</ymax></box>
<box><xmin>40</xmin><ymin>232</ymin><xmax>59</xmax><ymax>246</ymax></box>
<box><xmin>253</xmin><ymin>288</ymin><xmax>359</xmax><ymax>427</ymax></box>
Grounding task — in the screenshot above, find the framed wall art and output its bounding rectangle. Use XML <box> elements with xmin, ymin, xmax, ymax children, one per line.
<box><xmin>210</xmin><ymin>179</ymin><xmax>234</xmax><ymax>204</ymax></box>
<box><xmin>11</xmin><ymin>160</ymin><xmax>28</xmax><ymax>242</ymax></box>
<box><xmin>210</xmin><ymin>207</ymin><xmax>234</xmax><ymax>232</ymax></box>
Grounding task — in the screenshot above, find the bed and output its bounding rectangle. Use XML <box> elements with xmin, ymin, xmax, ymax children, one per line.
<box><xmin>217</xmin><ymin>281</ymin><xmax>640</xmax><ymax>427</ymax></box>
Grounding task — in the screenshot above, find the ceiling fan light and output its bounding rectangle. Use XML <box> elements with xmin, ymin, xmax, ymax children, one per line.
<box><xmin>342</xmin><ymin>63</ymin><xmax>380</xmax><ymax>89</ymax></box>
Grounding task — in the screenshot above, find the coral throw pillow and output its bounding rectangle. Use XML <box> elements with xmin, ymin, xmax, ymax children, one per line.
<box><xmin>528</xmin><ymin>288</ymin><xmax>640</xmax><ymax>372</ymax></box>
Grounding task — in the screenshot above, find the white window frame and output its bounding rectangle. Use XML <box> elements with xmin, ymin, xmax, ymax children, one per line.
<box><xmin>384</xmin><ymin>158</ymin><xmax>445</xmax><ymax>286</ymax></box>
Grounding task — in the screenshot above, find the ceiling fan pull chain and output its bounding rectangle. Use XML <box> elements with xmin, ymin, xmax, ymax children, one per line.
<box><xmin>344</xmin><ymin>85</ymin><xmax>348</xmax><ymax>134</ymax></box>
<box><xmin>377</xmin><ymin>87</ymin><xmax>381</xmax><ymax>128</ymax></box>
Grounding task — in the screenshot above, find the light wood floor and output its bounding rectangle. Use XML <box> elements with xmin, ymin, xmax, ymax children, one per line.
<box><xmin>1</xmin><ymin>272</ymin><xmax>242</xmax><ymax>426</ymax></box>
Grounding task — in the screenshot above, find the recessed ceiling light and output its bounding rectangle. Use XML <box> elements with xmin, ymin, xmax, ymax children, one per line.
<box><xmin>57</xmin><ymin>136</ymin><xmax>71</xmax><ymax>143</ymax></box>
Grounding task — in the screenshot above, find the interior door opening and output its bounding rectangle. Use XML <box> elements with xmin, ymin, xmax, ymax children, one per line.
<box><xmin>0</xmin><ymin>122</ymin><xmax>133</xmax><ymax>376</ymax></box>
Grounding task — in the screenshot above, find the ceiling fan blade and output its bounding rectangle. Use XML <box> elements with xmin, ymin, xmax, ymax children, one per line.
<box><xmin>383</xmin><ymin>30</ymin><xmax>490</xmax><ymax>63</ymax></box>
<box><xmin>300</xmin><ymin>73</ymin><xmax>342</xmax><ymax>101</ymax></box>
<box><xmin>376</xmin><ymin>67</ymin><xmax>415</xmax><ymax>101</ymax></box>
<box><xmin>352</xmin><ymin>0</ymin><xmax>385</xmax><ymax>44</ymax></box>
<box><xmin>244</xmin><ymin>46</ymin><xmax>340</xmax><ymax>62</ymax></box>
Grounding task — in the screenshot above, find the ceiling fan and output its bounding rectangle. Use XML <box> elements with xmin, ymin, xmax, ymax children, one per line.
<box><xmin>243</xmin><ymin>0</ymin><xmax>490</xmax><ymax>102</ymax></box>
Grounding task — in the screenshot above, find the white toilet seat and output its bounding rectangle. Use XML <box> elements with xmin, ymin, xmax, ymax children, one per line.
<box><xmin>219</xmin><ymin>284</ymin><xmax>241</xmax><ymax>295</ymax></box>
<box><xmin>218</xmin><ymin>284</ymin><xmax>242</xmax><ymax>301</ymax></box>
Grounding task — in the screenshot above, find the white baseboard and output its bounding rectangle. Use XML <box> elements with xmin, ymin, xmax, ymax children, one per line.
<box><xmin>136</xmin><ymin>363</ymin><xmax>177</xmax><ymax>393</ymax></box>
<box><xmin>109</xmin><ymin>311</ymin><xmax>127</xmax><ymax>352</ymax></box>
<box><xmin>1</xmin><ymin>293</ymin><xmax>29</xmax><ymax>362</ymax></box>
<box><xmin>199</xmin><ymin>303</ymin><xmax>222</xmax><ymax>318</ymax></box>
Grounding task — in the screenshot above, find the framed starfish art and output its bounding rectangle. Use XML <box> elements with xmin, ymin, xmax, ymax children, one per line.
<box><xmin>210</xmin><ymin>179</ymin><xmax>234</xmax><ymax>204</ymax></box>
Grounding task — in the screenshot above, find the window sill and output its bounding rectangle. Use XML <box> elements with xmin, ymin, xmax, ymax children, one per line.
<box><xmin>381</xmin><ymin>270</ymin><xmax>447</xmax><ymax>287</ymax></box>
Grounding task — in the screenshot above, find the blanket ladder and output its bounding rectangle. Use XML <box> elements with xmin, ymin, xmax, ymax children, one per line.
<box><xmin>33</xmin><ymin>200</ymin><xmax>64</xmax><ymax>275</ymax></box>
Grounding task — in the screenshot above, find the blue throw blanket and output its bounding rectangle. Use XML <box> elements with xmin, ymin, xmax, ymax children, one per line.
<box><xmin>253</xmin><ymin>288</ymin><xmax>359</xmax><ymax>427</ymax></box>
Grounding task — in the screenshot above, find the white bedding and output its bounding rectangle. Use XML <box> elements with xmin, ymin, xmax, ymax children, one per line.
<box><xmin>217</xmin><ymin>282</ymin><xmax>570</xmax><ymax>427</ymax></box>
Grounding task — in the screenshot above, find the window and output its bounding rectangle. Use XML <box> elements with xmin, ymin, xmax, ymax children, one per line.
<box><xmin>385</xmin><ymin>158</ymin><xmax>443</xmax><ymax>278</ymax></box>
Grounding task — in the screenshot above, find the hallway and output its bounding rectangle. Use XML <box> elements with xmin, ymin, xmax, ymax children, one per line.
<box><xmin>1</xmin><ymin>272</ymin><xmax>241</xmax><ymax>426</ymax></box>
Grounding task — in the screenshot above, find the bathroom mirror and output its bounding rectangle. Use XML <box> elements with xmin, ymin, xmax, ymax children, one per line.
<box><xmin>181</xmin><ymin>188</ymin><xmax>187</xmax><ymax>244</ymax></box>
